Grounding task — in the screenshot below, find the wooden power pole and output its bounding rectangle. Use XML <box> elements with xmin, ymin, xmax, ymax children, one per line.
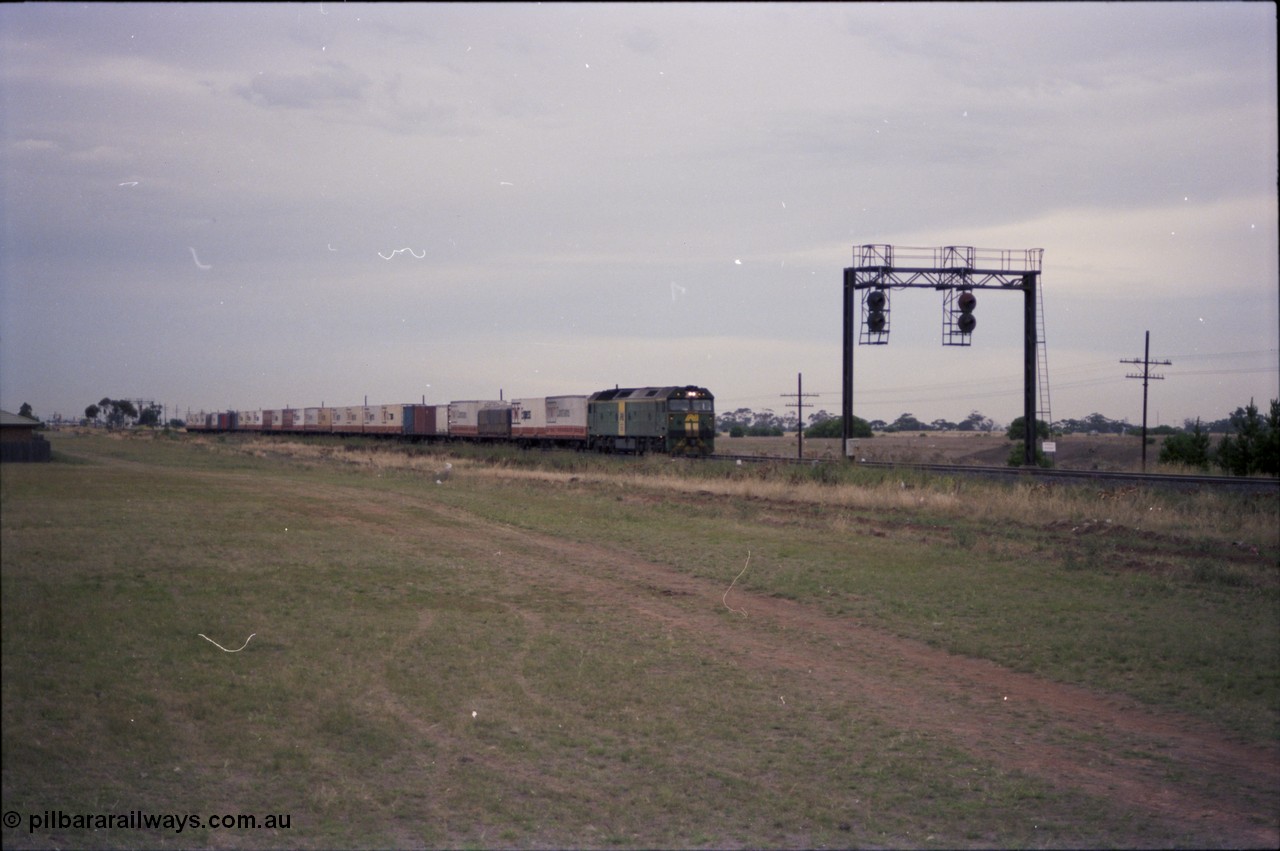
<box><xmin>1120</xmin><ymin>330</ymin><xmax>1171</xmax><ymax>472</ymax></box>
<box><xmin>781</xmin><ymin>372</ymin><xmax>819</xmax><ymax>460</ymax></box>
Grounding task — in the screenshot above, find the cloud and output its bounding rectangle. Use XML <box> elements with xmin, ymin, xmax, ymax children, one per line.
<box><xmin>233</xmin><ymin>61</ymin><xmax>370</xmax><ymax>109</ymax></box>
<box><xmin>0</xmin><ymin>3</ymin><xmax>1274</xmax><ymax>427</ymax></box>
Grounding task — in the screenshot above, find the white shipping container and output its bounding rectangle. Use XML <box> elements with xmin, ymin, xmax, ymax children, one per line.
<box><xmin>367</xmin><ymin>404</ymin><xmax>406</xmax><ymax>434</ymax></box>
<box><xmin>448</xmin><ymin>400</ymin><xmax>506</xmax><ymax>436</ymax></box>
<box><xmin>545</xmin><ymin>395</ymin><xmax>587</xmax><ymax>439</ymax></box>
<box><xmin>511</xmin><ymin>397</ymin><xmax>547</xmax><ymax>437</ymax></box>
<box><xmin>335</xmin><ymin>406</ymin><xmax>365</xmax><ymax>429</ymax></box>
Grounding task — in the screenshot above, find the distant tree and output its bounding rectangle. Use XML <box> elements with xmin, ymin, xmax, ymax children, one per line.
<box><xmin>885</xmin><ymin>412</ymin><xmax>926</xmax><ymax>433</ymax></box>
<box><xmin>807</xmin><ymin>410</ymin><xmax>835</xmax><ymax>428</ymax></box>
<box><xmin>137</xmin><ymin>403</ymin><xmax>162</xmax><ymax>428</ymax></box>
<box><xmin>1216</xmin><ymin>398</ymin><xmax>1279</xmax><ymax>476</ymax></box>
<box><xmin>18</xmin><ymin>402</ymin><xmax>35</xmax><ymax>419</ymax></box>
<box><xmin>168</xmin><ymin>418</ymin><xmax>186</xmax><ymax>430</ymax></box>
<box><xmin>956</xmin><ymin>410</ymin><xmax>994</xmax><ymax>432</ymax></box>
<box><xmin>1005</xmin><ymin>416</ymin><xmax>1051</xmax><ymax>441</ymax></box>
<box><xmin>1197</xmin><ymin>415</ymin><xmax>1233</xmax><ymax>434</ymax></box>
<box><xmin>805</xmin><ymin>416</ymin><xmax>872</xmax><ymax>439</ymax></box>
<box><xmin>1087</xmin><ymin>412</ymin><xmax>1129</xmax><ymax>434</ymax></box>
<box><xmin>930</xmin><ymin>418</ymin><xmax>957</xmax><ymax>432</ymax></box>
<box><xmin>1159</xmin><ymin>418</ymin><xmax>1211</xmax><ymax>470</ymax></box>
<box><xmin>717</xmin><ymin>407</ymin><xmax>754</xmax><ymax>433</ymax></box>
<box><xmin>92</xmin><ymin>398</ymin><xmax>139</xmax><ymax>429</ymax></box>
<box><xmin>868</xmin><ymin>419</ymin><xmax>888</xmax><ymax>432</ymax></box>
<box><xmin>748</xmin><ymin>408</ymin><xmax>784</xmax><ymax>436</ymax></box>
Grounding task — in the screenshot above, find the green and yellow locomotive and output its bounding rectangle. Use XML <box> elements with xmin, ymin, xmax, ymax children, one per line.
<box><xmin>587</xmin><ymin>386</ymin><xmax>715</xmax><ymax>455</ymax></box>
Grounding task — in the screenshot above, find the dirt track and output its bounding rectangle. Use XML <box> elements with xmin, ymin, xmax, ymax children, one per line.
<box><xmin>408</xmin><ymin>494</ymin><xmax>1279</xmax><ymax>847</ymax></box>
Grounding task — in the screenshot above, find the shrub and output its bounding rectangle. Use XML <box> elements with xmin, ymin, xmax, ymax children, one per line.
<box><xmin>1159</xmin><ymin>419</ymin><xmax>1211</xmax><ymax>470</ymax></box>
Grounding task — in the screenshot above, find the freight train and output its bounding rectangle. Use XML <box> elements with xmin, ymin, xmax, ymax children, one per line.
<box><xmin>185</xmin><ymin>385</ymin><xmax>715</xmax><ymax>455</ymax></box>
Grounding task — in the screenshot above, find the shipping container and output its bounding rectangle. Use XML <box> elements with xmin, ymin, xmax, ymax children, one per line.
<box><xmin>510</xmin><ymin>397</ymin><xmax>547</xmax><ymax>437</ymax></box>
<box><xmin>334</xmin><ymin>406</ymin><xmax>365</xmax><ymax>433</ymax></box>
<box><xmin>403</xmin><ymin>404</ymin><xmax>445</xmax><ymax>437</ymax></box>
<box><xmin>545</xmin><ymin>395</ymin><xmax>588</xmax><ymax>441</ymax></box>
<box><xmin>362</xmin><ymin>404</ymin><xmax>406</xmax><ymax>435</ymax></box>
<box><xmin>477</xmin><ymin>406</ymin><xmax>512</xmax><ymax>439</ymax></box>
<box><xmin>512</xmin><ymin>395</ymin><xmax>587</xmax><ymax>443</ymax></box>
<box><xmin>449</xmin><ymin>400</ymin><xmax>508</xmax><ymax>438</ymax></box>
<box><xmin>303</xmin><ymin>407</ymin><xmax>321</xmax><ymax>431</ymax></box>
<box><xmin>237</xmin><ymin>410</ymin><xmax>263</xmax><ymax>431</ymax></box>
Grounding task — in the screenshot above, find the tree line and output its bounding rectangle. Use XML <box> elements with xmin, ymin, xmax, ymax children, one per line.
<box><xmin>81</xmin><ymin>398</ymin><xmax>180</xmax><ymax>429</ymax></box>
<box><xmin>721</xmin><ymin>400</ymin><xmax>1279</xmax><ymax>476</ymax></box>
<box><xmin>1158</xmin><ymin>399</ymin><xmax>1279</xmax><ymax>476</ymax></box>
<box><xmin>717</xmin><ymin>405</ymin><xmax>1269</xmax><ymax>438</ymax></box>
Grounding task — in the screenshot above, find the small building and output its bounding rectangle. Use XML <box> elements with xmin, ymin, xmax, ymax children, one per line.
<box><xmin>1</xmin><ymin>409</ymin><xmax>51</xmax><ymax>463</ymax></box>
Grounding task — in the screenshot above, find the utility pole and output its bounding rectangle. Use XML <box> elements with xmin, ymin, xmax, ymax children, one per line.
<box><xmin>1121</xmin><ymin>330</ymin><xmax>1171</xmax><ymax>472</ymax></box>
<box><xmin>781</xmin><ymin>372</ymin><xmax>819</xmax><ymax>460</ymax></box>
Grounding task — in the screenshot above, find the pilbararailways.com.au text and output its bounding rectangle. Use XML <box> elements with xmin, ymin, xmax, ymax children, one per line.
<box><xmin>5</xmin><ymin>809</ymin><xmax>292</xmax><ymax>834</ymax></box>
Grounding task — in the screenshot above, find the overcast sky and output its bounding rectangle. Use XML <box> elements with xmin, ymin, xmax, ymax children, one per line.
<box><xmin>2</xmin><ymin>2</ymin><xmax>1276</xmax><ymax>427</ymax></box>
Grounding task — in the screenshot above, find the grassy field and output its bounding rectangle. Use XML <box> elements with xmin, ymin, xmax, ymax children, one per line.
<box><xmin>718</xmin><ymin>431</ymin><xmax>1215</xmax><ymax>473</ymax></box>
<box><xmin>2</xmin><ymin>432</ymin><xmax>1277</xmax><ymax>849</ymax></box>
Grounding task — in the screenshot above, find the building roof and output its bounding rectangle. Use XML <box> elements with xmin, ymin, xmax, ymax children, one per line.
<box><xmin>0</xmin><ymin>410</ymin><xmax>41</xmax><ymax>427</ymax></box>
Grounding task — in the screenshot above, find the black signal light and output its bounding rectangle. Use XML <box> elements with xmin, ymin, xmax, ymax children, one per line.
<box><xmin>866</xmin><ymin>289</ymin><xmax>887</xmax><ymax>333</ymax></box>
<box><xmin>956</xmin><ymin>290</ymin><xmax>976</xmax><ymax>333</ymax></box>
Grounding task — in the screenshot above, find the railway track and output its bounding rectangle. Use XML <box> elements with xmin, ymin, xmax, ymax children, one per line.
<box><xmin>709</xmin><ymin>454</ymin><xmax>1280</xmax><ymax>494</ymax></box>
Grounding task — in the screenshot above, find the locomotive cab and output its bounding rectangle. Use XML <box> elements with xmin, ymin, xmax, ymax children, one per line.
<box><xmin>665</xmin><ymin>386</ymin><xmax>715</xmax><ymax>456</ymax></box>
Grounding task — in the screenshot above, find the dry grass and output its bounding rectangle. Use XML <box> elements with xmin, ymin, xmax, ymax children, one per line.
<box><xmin>191</xmin><ymin>434</ymin><xmax>1278</xmax><ymax>547</ymax></box>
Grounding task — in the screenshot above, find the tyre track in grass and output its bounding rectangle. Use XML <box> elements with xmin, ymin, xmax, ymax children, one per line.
<box><xmin>408</xmin><ymin>497</ymin><xmax>1279</xmax><ymax>847</ymax></box>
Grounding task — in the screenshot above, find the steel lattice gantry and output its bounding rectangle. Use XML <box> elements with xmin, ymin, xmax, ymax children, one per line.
<box><xmin>841</xmin><ymin>244</ymin><xmax>1044</xmax><ymax>466</ymax></box>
